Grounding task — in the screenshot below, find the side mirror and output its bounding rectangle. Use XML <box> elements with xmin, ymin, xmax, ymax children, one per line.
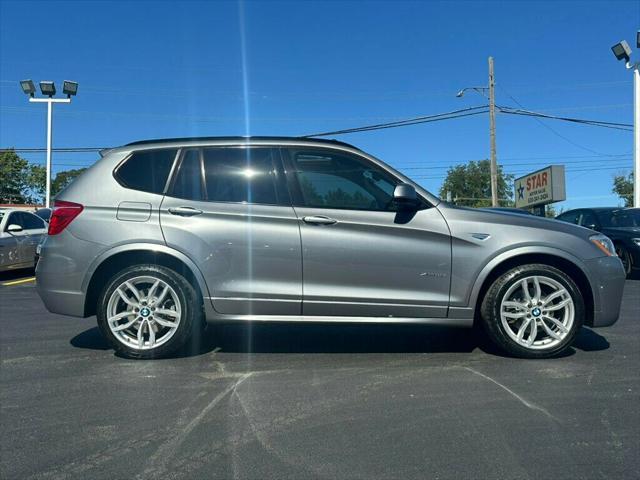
<box><xmin>7</xmin><ymin>224</ymin><xmax>23</xmax><ymax>233</ymax></box>
<box><xmin>393</xmin><ymin>184</ymin><xmax>419</xmax><ymax>206</ymax></box>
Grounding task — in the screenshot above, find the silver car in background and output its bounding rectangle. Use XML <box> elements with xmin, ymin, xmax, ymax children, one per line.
<box><xmin>0</xmin><ymin>208</ymin><xmax>47</xmax><ymax>272</ymax></box>
<box><xmin>35</xmin><ymin>137</ymin><xmax>626</xmax><ymax>359</ymax></box>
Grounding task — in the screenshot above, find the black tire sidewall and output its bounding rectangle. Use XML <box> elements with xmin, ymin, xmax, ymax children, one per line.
<box><xmin>96</xmin><ymin>264</ymin><xmax>200</xmax><ymax>359</ymax></box>
<box><xmin>615</xmin><ymin>245</ymin><xmax>632</xmax><ymax>276</ymax></box>
<box><xmin>481</xmin><ymin>264</ymin><xmax>584</xmax><ymax>359</ymax></box>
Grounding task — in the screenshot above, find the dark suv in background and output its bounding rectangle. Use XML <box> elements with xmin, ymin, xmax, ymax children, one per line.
<box><xmin>556</xmin><ymin>207</ymin><xmax>640</xmax><ymax>276</ymax></box>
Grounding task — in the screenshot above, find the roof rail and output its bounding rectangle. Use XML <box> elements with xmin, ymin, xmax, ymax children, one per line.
<box><xmin>123</xmin><ymin>136</ymin><xmax>358</xmax><ymax>150</ymax></box>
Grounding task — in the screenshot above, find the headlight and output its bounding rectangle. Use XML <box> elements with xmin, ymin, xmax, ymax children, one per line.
<box><xmin>590</xmin><ymin>234</ymin><xmax>616</xmax><ymax>256</ymax></box>
<box><xmin>632</xmin><ymin>238</ymin><xmax>640</xmax><ymax>248</ymax></box>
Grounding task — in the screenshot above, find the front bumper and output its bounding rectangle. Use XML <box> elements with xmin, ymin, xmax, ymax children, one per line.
<box><xmin>584</xmin><ymin>255</ymin><xmax>626</xmax><ymax>327</ymax></box>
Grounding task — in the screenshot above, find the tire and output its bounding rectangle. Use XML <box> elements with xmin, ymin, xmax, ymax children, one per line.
<box><xmin>97</xmin><ymin>264</ymin><xmax>203</xmax><ymax>359</ymax></box>
<box><xmin>480</xmin><ymin>263</ymin><xmax>584</xmax><ymax>359</ymax></box>
<box><xmin>615</xmin><ymin>244</ymin><xmax>632</xmax><ymax>277</ymax></box>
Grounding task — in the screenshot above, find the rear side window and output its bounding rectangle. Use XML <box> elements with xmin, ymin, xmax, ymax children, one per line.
<box><xmin>21</xmin><ymin>212</ymin><xmax>46</xmax><ymax>230</ymax></box>
<box><xmin>115</xmin><ymin>149</ymin><xmax>177</xmax><ymax>194</ymax></box>
<box><xmin>202</xmin><ymin>148</ymin><xmax>280</xmax><ymax>205</ymax></box>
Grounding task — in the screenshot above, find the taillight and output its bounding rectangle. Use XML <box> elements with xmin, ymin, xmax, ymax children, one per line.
<box><xmin>48</xmin><ymin>200</ymin><xmax>84</xmax><ymax>235</ymax></box>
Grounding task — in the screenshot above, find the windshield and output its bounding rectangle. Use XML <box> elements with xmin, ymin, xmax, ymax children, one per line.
<box><xmin>597</xmin><ymin>209</ymin><xmax>640</xmax><ymax>228</ymax></box>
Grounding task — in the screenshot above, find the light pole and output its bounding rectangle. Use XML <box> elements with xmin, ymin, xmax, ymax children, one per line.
<box><xmin>611</xmin><ymin>34</ymin><xmax>640</xmax><ymax>207</ymax></box>
<box><xmin>20</xmin><ymin>80</ymin><xmax>78</xmax><ymax>208</ymax></box>
<box><xmin>457</xmin><ymin>56</ymin><xmax>499</xmax><ymax>207</ymax></box>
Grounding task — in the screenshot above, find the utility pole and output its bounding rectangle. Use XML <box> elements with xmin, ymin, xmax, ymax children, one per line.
<box><xmin>488</xmin><ymin>57</ymin><xmax>498</xmax><ymax>207</ymax></box>
<box><xmin>456</xmin><ymin>57</ymin><xmax>499</xmax><ymax>207</ymax></box>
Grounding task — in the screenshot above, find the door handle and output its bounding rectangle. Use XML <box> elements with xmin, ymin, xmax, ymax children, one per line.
<box><xmin>302</xmin><ymin>215</ymin><xmax>337</xmax><ymax>225</ymax></box>
<box><xmin>168</xmin><ymin>206</ymin><xmax>204</xmax><ymax>217</ymax></box>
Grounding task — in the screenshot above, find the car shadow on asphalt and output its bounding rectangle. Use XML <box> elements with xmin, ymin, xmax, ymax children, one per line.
<box><xmin>70</xmin><ymin>322</ymin><xmax>609</xmax><ymax>359</ymax></box>
<box><xmin>0</xmin><ymin>268</ymin><xmax>35</xmax><ymax>282</ymax></box>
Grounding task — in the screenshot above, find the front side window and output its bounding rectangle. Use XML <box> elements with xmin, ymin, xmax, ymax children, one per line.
<box><xmin>557</xmin><ymin>211</ymin><xmax>579</xmax><ymax>224</ymax></box>
<box><xmin>5</xmin><ymin>212</ymin><xmax>21</xmax><ymax>230</ymax></box>
<box><xmin>115</xmin><ymin>148</ymin><xmax>177</xmax><ymax>194</ymax></box>
<box><xmin>202</xmin><ymin>147</ymin><xmax>280</xmax><ymax>205</ymax></box>
<box><xmin>289</xmin><ymin>150</ymin><xmax>399</xmax><ymax>211</ymax></box>
<box><xmin>579</xmin><ymin>211</ymin><xmax>598</xmax><ymax>228</ymax></box>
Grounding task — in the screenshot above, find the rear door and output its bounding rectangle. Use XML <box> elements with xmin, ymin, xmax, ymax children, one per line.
<box><xmin>160</xmin><ymin>146</ymin><xmax>302</xmax><ymax>315</ymax></box>
<box><xmin>17</xmin><ymin>212</ymin><xmax>46</xmax><ymax>266</ymax></box>
<box><xmin>282</xmin><ymin>147</ymin><xmax>451</xmax><ymax>318</ymax></box>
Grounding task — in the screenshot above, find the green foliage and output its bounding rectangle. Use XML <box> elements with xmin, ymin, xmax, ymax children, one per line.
<box><xmin>439</xmin><ymin>159</ymin><xmax>514</xmax><ymax>207</ymax></box>
<box><xmin>52</xmin><ymin>168</ymin><xmax>87</xmax><ymax>197</ymax></box>
<box><xmin>612</xmin><ymin>172</ymin><xmax>634</xmax><ymax>207</ymax></box>
<box><xmin>0</xmin><ymin>149</ymin><xmax>88</xmax><ymax>204</ymax></box>
<box><xmin>0</xmin><ymin>149</ymin><xmax>43</xmax><ymax>204</ymax></box>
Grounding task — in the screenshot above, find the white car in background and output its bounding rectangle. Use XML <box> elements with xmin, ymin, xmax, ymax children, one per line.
<box><xmin>0</xmin><ymin>209</ymin><xmax>47</xmax><ymax>272</ymax></box>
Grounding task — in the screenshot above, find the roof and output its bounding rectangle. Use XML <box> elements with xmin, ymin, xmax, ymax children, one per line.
<box><xmin>124</xmin><ymin>136</ymin><xmax>358</xmax><ymax>150</ymax></box>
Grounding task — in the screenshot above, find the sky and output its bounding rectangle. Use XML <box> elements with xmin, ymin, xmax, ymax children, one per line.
<box><xmin>1</xmin><ymin>0</ymin><xmax>638</xmax><ymax>210</ymax></box>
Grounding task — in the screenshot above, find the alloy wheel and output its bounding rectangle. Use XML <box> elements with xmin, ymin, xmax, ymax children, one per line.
<box><xmin>106</xmin><ymin>276</ymin><xmax>182</xmax><ymax>350</ymax></box>
<box><xmin>500</xmin><ymin>275</ymin><xmax>575</xmax><ymax>350</ymax></box>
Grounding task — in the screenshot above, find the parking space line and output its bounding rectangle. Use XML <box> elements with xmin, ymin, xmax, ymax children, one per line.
<box><xmin>2</xmin><ymin>277</ymin><xmax>36</xmax><ymax>286</ymax></box>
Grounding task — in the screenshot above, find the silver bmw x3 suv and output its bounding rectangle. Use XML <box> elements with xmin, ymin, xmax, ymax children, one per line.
<box><xmin>36</xmin><ymin>137</ymin><xmax>626</xmax><ymax>359</ymax></box>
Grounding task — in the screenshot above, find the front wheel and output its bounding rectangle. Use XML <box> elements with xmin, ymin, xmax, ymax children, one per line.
<box><xmin>97</xmin><ymin>264</ymin><xmax>202</xmax><ymax>359</ymax></box>
<box><xmin>480</xmin><ymin>264</ymin><xmax>584</xmax><ymax>359</ymax></box>
<box><xmin>615</xmin><ymin>244</ymin><xmax>632</xmax><ymax>277</ymax></box>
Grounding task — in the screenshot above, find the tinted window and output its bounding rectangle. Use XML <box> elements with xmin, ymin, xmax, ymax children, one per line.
<box><xmin>170</xmin><ymin>149</ymin><xmax>203</xmax><ymax>200</ymax></box>
<box><xmin>203</xmin><ymin>148</ymin><xmax>279</xmax><ymax>204</ymax></box>
<box><xmin>116</xmin><ymin>149</ymin><xmax>177</xmax><ymax>194</ymax></box>
<box><xmin>557</xmin><ymin>211</ymin><xmax>579</xmax><ymax>224</ymax></box>
<box><xmin>579</xmin><ymin>210</ymin><xmax>598</xmax><ymax>228</ymax></box>
<box><xmin>611</xmin><ymin>210</ymin><xmax>640</xmax><ymax>227</ymax></box>
<box><xmin>5</xmin><ymin>212</ymin><xmax>21</xmax><ymax>230</ymax></box>
<box><xmin>290</xmin><ymin>151</ymin><xmax>399</xmax><ymax>211</ymax></box>
<box><xmin>21</xmin><ymin>212</ymin><xmax>46</xmax><ymax>230</ymax></box>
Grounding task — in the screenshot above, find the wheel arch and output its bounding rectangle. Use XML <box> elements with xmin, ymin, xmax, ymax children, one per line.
<box><xmin>470</xmin><ymin>250</ymin><xmax>595</xmax><ymax>327</ymax></box>
<box><xmin>83</xmin><ymin>244</ymin><xmax>210</xmax><ymax>317</ymax></box>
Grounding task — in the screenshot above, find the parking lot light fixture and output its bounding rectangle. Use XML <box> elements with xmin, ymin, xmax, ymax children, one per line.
<box><xmin>62</xmin><ymin>81</ymin><xmax>78</xmax><ymax>98</ymax></box>
<box><xmin>610</xmin><ymin>35</ymin><xmax>640</xmax><ymax>208</ymax></box>
<box><xmin>39</xmin><ymin>81</ymin><xmax>56</xmax><ymax>97</ymax></box>
<box><xmin>20</xmin><ymin>80</ymin><xmax>74</xmax><ymax>208</ymax></box>
<box><xmin>20</xmin><ymin>79</ymin><xmax>36</xmax><ymax>97</ymax></box>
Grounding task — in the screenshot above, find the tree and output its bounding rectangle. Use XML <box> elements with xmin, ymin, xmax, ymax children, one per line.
<box><xmin>0</xmin><ymin>149</ymin><xmax>31</xmax><ymax>203</ymax></box>
<box><xmin>545</xmin><ymin>204</ymin><xmax>557</xmax><ymax>218</ymax></box>
<box><xmin>612</xmin><ymin>172</ymin><xmax>634</xmax><ymax>207</ymax></box>
<box><xmin>52</xmin><ymin>168</ymin><xmax>87</xmax><ymax>197</ymax></box>
<box><xmin>439</xmin><ymin>159</ymin><xmax>514</xmax><ymax>207</ymax></box>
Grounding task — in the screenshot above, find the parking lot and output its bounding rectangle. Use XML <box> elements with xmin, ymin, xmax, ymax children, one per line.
<box><xmin>0</xmin><ymin>270</ymin><xmax>638</xmax><ymax>480</ymax></box>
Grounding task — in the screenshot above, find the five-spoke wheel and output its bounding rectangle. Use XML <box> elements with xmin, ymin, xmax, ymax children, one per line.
<box><xmin>97</xmin><ymin>264</ymin><xmax>202</xmax><ymax>359</ymax></box>
<box><xmin>481</xmin><ymin>264</ymin><xmax>584</xmax><ymax>358</ymax></box>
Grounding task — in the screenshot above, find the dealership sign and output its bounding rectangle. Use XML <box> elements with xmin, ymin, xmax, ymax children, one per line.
<box><xmin>514</xmin><ymin>165</ymin><xmax>566</xmax><ymax>208</ymax></box>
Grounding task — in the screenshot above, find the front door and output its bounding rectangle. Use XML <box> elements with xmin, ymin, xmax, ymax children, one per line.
<box><xmin>282</xmin><ymin>147</ymin><xmax>451</xmax><ymax>318</ymax></box>
<box><xmin>160</xmin><ymin>146</ymin><xmax>302</xmax><ymax>315</ymax></box>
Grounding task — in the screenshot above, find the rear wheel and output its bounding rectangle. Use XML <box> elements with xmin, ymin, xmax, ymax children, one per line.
<box><xmin>480</xmin><ymin>264</ymin><xmax>584</xmax><ymax>359</ymax></box>
<box><xmin>97</xmin><ymin>264</ymin><xmax>202</xmax><ymax>359</ymax></box>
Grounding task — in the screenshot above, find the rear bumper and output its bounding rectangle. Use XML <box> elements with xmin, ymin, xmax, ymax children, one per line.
<box><xmin>35</xmin><ymin>230</ymin><xmax>103</xmax><ymax>318</ymax></box>
<box><xmin>584</xmin><ymin>256</ymin><xmax>626</xmax><ymax>327</ymax></box>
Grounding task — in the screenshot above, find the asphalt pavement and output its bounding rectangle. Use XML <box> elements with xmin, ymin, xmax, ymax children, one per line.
<box><xmin>1</xmin><ymin>271</ymin><xmax>639</xmax><ymax>480</ymax></box>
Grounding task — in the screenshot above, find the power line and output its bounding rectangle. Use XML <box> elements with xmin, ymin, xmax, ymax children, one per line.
<box><xmin>302</xmin><ymin>106</ymin><xmax>490</xmax><ymax>137</ymax></box>
<box><xmin>497</xmin><ymin>106</ymin><xmax>633</xmax><ymax>131</ymax></box>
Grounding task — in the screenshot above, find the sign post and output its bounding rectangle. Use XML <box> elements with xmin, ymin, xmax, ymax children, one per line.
<box><xmin>514</xmin><ymin>165</ymin><xmax>566</xmax><ymax>214</ymax></box>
